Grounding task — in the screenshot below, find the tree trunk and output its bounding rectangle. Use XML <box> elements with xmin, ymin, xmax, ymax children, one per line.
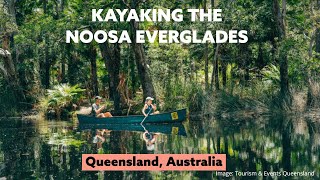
<box><xmin>66</xmin><ymin>44</ymin><xmax>75</xmax><ymax>85</ymax></box>
<box><xmin>130</xmin><ymin>20</ymin><xmax>156</xmax><ymax>100</ymax></box>
<box><xmin>99</xmin><ymin>43</ymin><xmax>121</xmax><ymax>114</ymax></box>
<box><xmin>245</xmin><ymin>52</ymin><xmax>250</xmax><ymax>83</ymax></box>
<box><xmin>257</xmin><ymin>43</ymin><xmax>264</xmax><ymax>69</ymax></box>
<box><xmin>204</xmin><ymin>0</ymin><xmax>209</xmax><ymax>90</ymax></box>
<box><xmin>211</xmin><ymin>0</ymin><xmax>215</xmax><ymax>8</ymax></box>
<box><xmin>43</xmin><ymin>0</ymin><xmax>47</xmax><ymax>13</ymax></box>
<box><xmin>41</xmin><ymin>0</ymin><xmax>51</xmax><ymax>89</ymax></box>
<box><xmin>316</xmin><ymin>29</ymin><xmax>320</xmax><ymax>57</ymax></box>
<box><xmin>205</xmin><ymin>44</ymin><xmax>209</xmax><ymax>90</ymax></box>
<box><xmin>221</xmin><ymin>61</ymin><xmax>227</xmax><ymax>88</ymax></box>
<box><xmin>273</xmin><ymin>0</ymin><xmax>291</xmax><ymax>105</ymax></box>
<box><xmin>44</xmin><ymin>35</ymin><xmax>50</xmax><ymax>89</ymax></box>
<box><xmin>0</xmin><ymin>49</ymin><xmax>25</xmax><ymax>102</ymax></box>
<box><xmin>0</xmin><ymin>0</ymin><xmax>26</xmax><ymax>102</ymax></box>
<box><xmin>279</xmin><ymin>55</ymin><xmax>289</xmax><ymax>98</ymax></box>
<box><xmin>127</xmin><ymin>0</ymin><xmax>156</xmax><ymax>100</ymax></box>
<box><xmin>210</xmin><ymin>0</ymin><xmax>219</xmax><ymax>91</ymax></box>
<box><xmin>89</xmin><ymin>45</ymin><xmax>99</xmax><ymax>96</ymax></box>
<box><xmin>211</xmin><ymin>44</ymin><xmax>220</xmax><ymax>90</ymax></box>
<box><xmin>307</xmin><ymin>28</ymin><xmax>320</xmax><ymax>107</ymax></box>
<box><xmin>129</xmin><ymin>46</ymin><xmax>136</xmax><ymax>96</ymax></box>
<box><xmin>61</xmin><ymin>55</ymin><xmax>66</xmax><ymax>83</ymax></box>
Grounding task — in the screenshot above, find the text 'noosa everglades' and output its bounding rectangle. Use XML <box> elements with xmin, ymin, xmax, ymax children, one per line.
<box><xmin>66</xmin><ymin>9</ymin><xmax>248</xmax><ymax>44</ymax></box>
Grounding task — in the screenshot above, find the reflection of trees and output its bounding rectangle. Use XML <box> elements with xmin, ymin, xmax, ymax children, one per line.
<box><xmin>118</xmin><ymin>115</ymin><xmax>320</xmax><ymax>179</ymax></box>
<box><xmin>308</xmin><ymin>121</ymin><xmax>320</xmax><ymax>168</ymax></box>
<box><xmin>0</xmin><ymin>119</ymin><xmax>37</xmax><ymax>179</ymax></box>
<box><xmin>0</xmin><ymin>119</ymin><xmax>99</xmax><ymax>179</ymax></box>
<box><xmin>282</xmin><ymin>116</ymin><xmax>292</xmax><ymax>172</ymax></box>
<box><xmin>103</xmin><ymin>131</ymin><xmax>153</xmax><ymax>180</ymax></box>
<box><xmin>104</xmin><ymin>131</ymin><xmax>124</xmax><ymax>180</ymax></box>
<box><xmin>154</xmin><ymin>115</ymin><xmax>319</xmax><ymax>179</ymax></box>
<box><xmin>0</xmin><ymin>116</ymin><xmax>318</xmax><ymax>179</ymax></box>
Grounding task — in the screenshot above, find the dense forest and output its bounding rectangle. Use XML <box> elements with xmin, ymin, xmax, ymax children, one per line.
<box><xmin>0</xmin><ymin>0</ymin><xmax>320</xmax><ymax>117</ymax></box>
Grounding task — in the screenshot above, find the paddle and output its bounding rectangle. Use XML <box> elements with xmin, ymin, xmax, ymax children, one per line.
<box><xmin>140</xmin><ymin>123</ymin><xmax>147</xmax><ymax>132</ymax></box>
<box><xmin>140</xmin><ymin>107</ymin><xmax>153</xmax><ymax>125</ymax></box>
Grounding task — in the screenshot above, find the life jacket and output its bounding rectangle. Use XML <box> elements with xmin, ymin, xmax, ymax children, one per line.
<box><xmin>145</xmin><ymin>104</ymin><xmax>153</xmax><ymax>114</ymax></box>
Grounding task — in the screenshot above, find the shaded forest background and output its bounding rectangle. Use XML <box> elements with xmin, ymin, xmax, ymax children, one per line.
<box><xmin>0</xmin><ymin>0</ymin><xmax>320</xmax><ymax>117</ymax></box>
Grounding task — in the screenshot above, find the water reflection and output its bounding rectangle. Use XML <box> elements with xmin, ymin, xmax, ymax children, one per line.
<box><xmin>142</xmin><ymin>125</ymin><xmax>160</xmax><ymax>152</ymax></box>
<box><xmin>92</xmin><ymin>129</ymin><xmax>109</xmax><ymax>151</ymax></box>
<box><xmin>79</xmin><ymin>123</ymin><xmax>187</xmax><ymax>136</ymax></box>
<box><xmin>0</xmin><ymin>115</ymin><xmax>318</xmax><ymax>179</ymax></box>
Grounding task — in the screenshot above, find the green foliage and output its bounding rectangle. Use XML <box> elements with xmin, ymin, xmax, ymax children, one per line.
<box><xmin>261</xmin><ymin>64</ymin><xmax>280</xmax><ymax>86</ymax></box>
<box><xmin>0</xmin><ymin>10</ymin><xmax>18</xmax><ymax>35</ymax></box>
<box><xmin>185</xmin><ymin>83</ymin><xmax>204</xmax><ymax>112</ymax></box>
<box><xmin>2</xmin><ymin>0</ymin><xmax>320</xmax><ymax>116</ymax></box>
<box><xmin>39</xmin><ymin>84</ymin><xmax>85</xmax><ymax>118</ymax></box>
<box><xmin>47</xmin><ymin>84</ymin><xmax>84</xmax><ymax>106</ymax></box>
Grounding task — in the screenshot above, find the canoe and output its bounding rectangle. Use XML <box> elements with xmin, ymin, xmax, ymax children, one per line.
<box><xmin>77</xmin><ymin>108</ymin><xmax>187</xmax><ymax>124</ymax></box>
<box><xmin>78</xmin><ymin>123</ymin><xmax>187</xmax><ymax>136</ymax></box>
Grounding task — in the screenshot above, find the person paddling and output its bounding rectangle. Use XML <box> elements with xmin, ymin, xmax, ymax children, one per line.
<box><xmin>91</xmin><ymin>96</ymin><xmax>113</xmax><ymax>118</ymax></box>
<box><xmin>142</xmin><ymin>97</ymin><xmax>159</xmax><ymax>117</ymax></box>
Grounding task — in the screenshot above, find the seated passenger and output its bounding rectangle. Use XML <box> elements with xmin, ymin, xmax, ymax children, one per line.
<box><xmin>91</xmin><ymin>96</ymin><xmax>113</xmax><ymax>118</ymax></box>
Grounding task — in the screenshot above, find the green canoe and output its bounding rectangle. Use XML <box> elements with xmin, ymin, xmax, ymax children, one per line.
<box><xmin>77</xmin><ymin>108</ymin><xmax>187</xmax><ymax>124</ymax></box>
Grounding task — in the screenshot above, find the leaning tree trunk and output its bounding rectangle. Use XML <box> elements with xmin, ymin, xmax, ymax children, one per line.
<box><xmin>125</xmin><ymin>0</ymin><xmax>156</xmax><ymax>100</ymax></box>
<box><xmin>130</xmin><ymin>20</ymin><xmax>156</xmax><ymax>100</ymax></box>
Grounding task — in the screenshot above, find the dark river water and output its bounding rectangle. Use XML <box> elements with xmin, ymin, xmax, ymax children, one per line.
<box><xmin>0</xmin><ymin>114</ymin><xmax>319</xmax><ymax>179</ymax></box>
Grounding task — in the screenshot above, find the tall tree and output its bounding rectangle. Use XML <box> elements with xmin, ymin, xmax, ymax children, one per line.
<box><xmin>99</xmin><ymin>42</ymin><xmax>121</xmax><ymax>113</ymax></box>
<box><xmin>210</xmin><ymin>0</ymin><xmax>220</xmax><ymax>91</ymax></box>
<box><xmin>83</xmin><ymin>43</ymin><xmax>99</xmax><ymax>96</ymax></box>
<box><xmin>0</xmin><ymin>0</ymin><xmax>26</xmax><ymax>102</ymax></box>
<box><xmin>41</xmin><ymin>0</ymin><xmax>51</xmax><ymax>89</ymax></box>
<box><xmin>66</xmin><ymin>44</ymin><xmax>77</xmax><ymax>85</ymax></box>
<box><xmin>273</xmin><ymin>0</ymin><xmax>291</xmax><ymax>105</ymax></box>
<box><xmin>204</xmin><ymin>0</ymin><xmax>209</xmax><ymax>90</ymax></box>
<box><xmin>307</xmin><ymin>23</ymin><xmax>320</xmax><ymax>107</ymax></box>
<box><xmin>211</xmin><ymin>44</ymin><xmax>220</xmax><ymax>90</ymax></box>
<box><xmin>125</xmin><ymin>0</ymin><xmax>157</xmax><ymax>100</ymax></box>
